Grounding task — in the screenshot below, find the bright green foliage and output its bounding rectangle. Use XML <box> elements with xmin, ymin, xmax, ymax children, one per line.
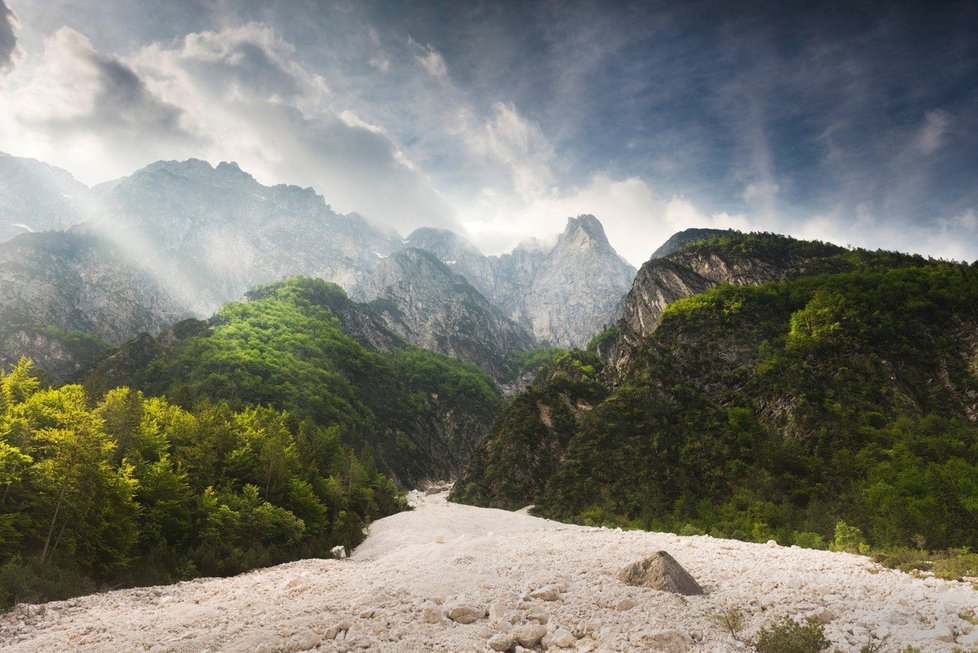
<box><xmin>0</xmin><ymin>362</ymin><xmax>403</xmax><ymax>609</ymax></box>
<box><xmin>753</xmin><ymin>616</ymin><xmax>830</xmax><ymax>653</ymax></box>
<box><xmin>831</xmin><ymin>521</ymin><xmax>868</xmax><ymax>554</ymax></box>
<box><xmin>131</xmin><ymin>278</ymin><xmax>500</xmax><ymax>484</ymax></box>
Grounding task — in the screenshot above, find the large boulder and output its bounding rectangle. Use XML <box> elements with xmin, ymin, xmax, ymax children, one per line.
<box><xmin>617</xmin><ymin>551</ymin><xmax>703</xmax><ymax>595</ymax></box>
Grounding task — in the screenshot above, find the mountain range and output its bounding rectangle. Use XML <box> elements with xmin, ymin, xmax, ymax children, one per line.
<box><xmin>0</xmin><ymin>153</ymin><xmax>635</xmax><ymax>383</ymax></box>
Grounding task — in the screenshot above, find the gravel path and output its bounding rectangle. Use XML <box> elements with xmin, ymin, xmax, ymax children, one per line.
<box><xmin>1</xmin><ymin>490</ymin><xmax>976</xmax><ymax>652</ymax></box>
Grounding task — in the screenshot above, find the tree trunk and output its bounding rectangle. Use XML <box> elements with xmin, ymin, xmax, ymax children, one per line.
<box><xmin>40</xmin><ymin>473</ymin><xmax>71</xmax><ymax>565</ymax></box>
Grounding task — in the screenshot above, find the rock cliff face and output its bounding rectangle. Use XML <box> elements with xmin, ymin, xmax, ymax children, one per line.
<box><xmin>361</xmin><ymin>249</ymin><xmax>535</xmax><ymax>382</ymax></box>
<box><xmin>0</xmin><ymin>229</ymin><xmax>186</xmax><ymax>382</ymax></box>
<box><xmin>519</xmin><ymin>216</ymin><xmax>636</xmax><ymax>347</ymax></box>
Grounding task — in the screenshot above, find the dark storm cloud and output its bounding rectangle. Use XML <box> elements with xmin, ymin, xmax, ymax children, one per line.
<box><xmin>0</xmin><ymin>0</ymin><xmax>20</xmax><ymax>73</ymax></box>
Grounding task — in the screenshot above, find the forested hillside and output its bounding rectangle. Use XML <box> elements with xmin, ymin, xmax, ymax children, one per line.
<box><xmin>0</xmin><ymin>359</ymin><xmax>403</xmax><ymax>608</ymax></box>
<box><xmin>87</xmin><ymin>277</ymin><xmax>502</xmax><ymax>487</ymax></box>
<box><xmin>453</xmin><ymin>234</ymin><xmax>978</xmax><ymax>552</ymax></box>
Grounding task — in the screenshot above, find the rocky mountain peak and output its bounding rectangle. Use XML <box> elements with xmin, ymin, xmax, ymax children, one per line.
<box><xmin>561</xmin><ymin>214</ymin><xmax>610</xmax><ymax>248</ymax></box>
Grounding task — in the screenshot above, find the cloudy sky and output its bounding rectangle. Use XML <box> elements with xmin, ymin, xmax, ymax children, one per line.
<box><xmin>0</xmin><ymin>0</ymin><xmax>976</xmax><ymax>265</ymax></box>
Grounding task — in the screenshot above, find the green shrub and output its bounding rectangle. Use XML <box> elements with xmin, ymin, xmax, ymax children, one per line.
<box><xmin>792</xmin><ymin>531</ymin><xmax>827</xmax><ymax>550</ymax></box>
<box><xmin>933</xmin><ymin>552</ymin><xmax>978</xmax><ymax>580</ymax></box>
<box><xmin>831</xmin><ymin>521</ymin><xmax>868</xmax><ymax>554</ymax></box>
<box><xmin>678</xmin><ymin>523</ymin><xmax>706</xmax><ymax>536</ymax></box>
<box><xmin>754</xmin><ymin>616</ymin><xmax>830</xmax><ymax>653</ymax></box>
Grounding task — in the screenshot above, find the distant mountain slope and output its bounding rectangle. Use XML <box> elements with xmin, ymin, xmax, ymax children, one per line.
<box><xmin>405</xmin><ymin>216</ymin><xmax>637</xmax><ymax>348</ymax></box>
<box><xmin>92</xmin><ymin>159</ymin><xmax>400</xmax><ymax>315</ymax></box>
<box><xmin>361</xmin><ymin>248</ymin><xmax>535</xmax><ymax>382</ymax></box>
<box><xmin>0</xmin><ymin>229</ymin><xmax>185</xmax><ymax>381</ymax></box>
<box><xmin>0</xmin><ymin>153</ymin><xmax>91</xmax><ymax>243</ymax></box>
<box><xmin>452</xmin><ymin>232</ymin><xmax>978</xmax><ymax>551</ymax></box>
<box><xmin>88</xmin><ymin>277</ymin><xmax>502</xmax><ymax>487</ymax></box>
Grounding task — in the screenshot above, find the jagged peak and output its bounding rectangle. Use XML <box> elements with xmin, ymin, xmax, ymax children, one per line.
<box><xmin>561</xmin><ymin>214</ymin><xmax>610</xmax><ymax>247</ymax></box>
<box><xmin>131</xmin><ymin>158</ymin><xmax>258</xmax><ymax>187</ymax></box>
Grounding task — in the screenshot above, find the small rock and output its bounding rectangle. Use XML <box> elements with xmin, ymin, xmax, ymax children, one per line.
<box><xmin>552</xmin><ymin>628</ymin><xmax>576</xmax><ymax>648</ymax></box>
<box><xmin>487</xmin><ymin>632</ymin><xmax>516</xmax><ymax>652</ymax></box>
<box><xmin>526</xmin><ymin>607</ymin><xmax>548</xmax><ymax>624</ymax></box>
<box><xmin>616</xmin><ymin>598</ymin><xmax>637</xmax><ymax>611</ymax></box>
<box><xmin>646</xmin><ymin>630</ymin><xmax>690</xmax><ymax>652</ymax></box>
<box><xmin>330</xmin><ymin>545</ymin><xmax>346</xmax><ymax>559</ymax></box>
<box><xmin>618</xmin><ymin>551</ymin><xmax>703</xmax><ymax>595</ymax></box>
<box><xmin>325</xmin><ymin>622</ymin><xmax>350</xmax><ymax>640</ymax></box>
<box><xmin>512</xmin><ymin>624</ymin><xmax>548</xmax><ymax>648</ymax></box>
<box><xmin>575</xmin><ymin>617</ymin><xmax>604</xmax><ymax>637</ymax></box>
<box><xmin>359</xmin><ymin>609</ymin><xmax>375</xmax><ymax>619</ymax></box>
<box><xmin>434</xmin><ymin>534</ymin><xmax>447</xmax><ymax>544</ymax></box>
<box><xmin>447</xmin><ymin>604</ymin><xmax>486</xmax><ymax>624</ymax></box>
<box><xmin>766</xmin><ymin>539</ymin><xmax>778</xmax><ymax>547</ymax></box>
<box><xmin>529</xmin><ymin>586</ymin><xmax>562</xmax><ymax>601</ymax></box>
<box><xmin>293</xmin><ymin>631</ymin><xmax>321</xmax><ymax>651</ymax></box>
<box><xmin>422</xmin><ymin>606</ymin><xmax>443</xmax><ymax>624</ymax></box>
<box><xmin>488</xmin><ymin>602</ymin><xmax>508</xmax><ymax>620</ymax></box>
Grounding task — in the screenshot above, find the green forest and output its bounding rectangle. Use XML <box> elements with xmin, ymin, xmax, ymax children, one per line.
<box><xmin>92</xmin><ymin>277</ymin><xmax>502</xmax><ymax>486</ymax></box>
<box><xmin>0</xmin><ymin>359</ymin><xmax>404</xmax><ymax>608</ymax></box>
<box><xmin>455</xmin><ymin>236</ymin><xmax>978</xmax><ymax>554</ymax></box>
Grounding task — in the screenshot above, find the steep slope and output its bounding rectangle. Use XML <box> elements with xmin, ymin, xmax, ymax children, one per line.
<box><xmin>454</xmin><ymin>233</ymin><xmax>978</xmax><ymax>551</ymax></box>
<box><xmin>0</xmin><ymin>152</ymin><xmax>91</xmax><ymax>243</ymax></box>
<box><xmin>361</xmin><ymin>248</ymin><xmax>535</xmax><ymax>382</ymax></box>
<box><xmin>88</xmin><ymin>277</ymin><xmax>502</xmax><ymax>487</ymax></box>
<box><xmin>0</xmin><ymin>229</ymin><xmax>185</xmax><ymax>381</ymax></box>
<box><xmin>599</xmin><ymin>231</ymin><xmax>846</xmax><ymax>375</ymax></box>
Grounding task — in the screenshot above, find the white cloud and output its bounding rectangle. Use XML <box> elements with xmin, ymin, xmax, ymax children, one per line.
<box><xmin>416</xmin><ymin>44</ymin><xmax>448</xmax><ymax>80</ymax></box>
<box><xmin>368</xmin><ymin>55</ymin><xmax>390</xmax><ymax>73</ymax></box>
<box><xmin>915</xmin><ymin>109</ymin><xmax>949</xmax><ymax>155</ymax></box>
<box><xmin>462</xmin><ymin>173</ymin><xmax>759</xmax><ymax>267</ymax></box>
<box><xmin>0</xmin><ymin>26</ymin><xmax>200</xmax><ymax>180</ymax></box>
<box><xmin>460</xmin><ymin>101</ymin><xmax>555</xmax><ymax>202</ymax></box>
<box><xmin>0</xmin><ymin>22</ymin><xmax>459</xmax><ymax>233</ymax></box>
<box><xmin>955</xmin><ymin>208</ymin><xmax>977</xmax><ymax>231</ymax></box>
<box><xmin>742</xmin><ymin>180</ymin><xmax>780</xmax><ymax>202</ymax></box>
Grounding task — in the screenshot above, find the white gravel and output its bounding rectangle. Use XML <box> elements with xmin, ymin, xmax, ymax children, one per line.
<box><xmin>2</xmin><ymin>490</ymin><xmax>976</xmax><ymax>652</ymax></box>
